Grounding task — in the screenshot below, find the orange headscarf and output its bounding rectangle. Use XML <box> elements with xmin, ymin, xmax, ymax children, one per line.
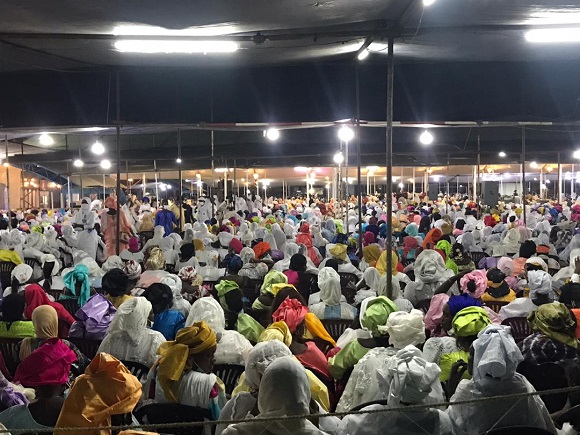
<box><xmin>422</xmin><ymin>228</ymin><xmax>443</xmax><ymax>250</ymax></box>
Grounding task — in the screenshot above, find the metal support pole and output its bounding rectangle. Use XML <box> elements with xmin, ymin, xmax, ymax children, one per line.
<box><xmin>356</xmin><ymin>65</ymin><xmax>363</xmax><ymax>255</ymax></box>
<box><xmin>177</xmin><ymin>129</ymin><xmax>182</xmax><ymax>233</ymax></box>
<box><xmin>386</xmin><ymin>34</ymin><xmax>394</xmax><ymax>295</ymax></box>
<box><xmin>476</xmin><ymin>129</ymin><xmax>481</xmax><ymax>213</ymax></box>
<box><xmin>4</xmin><ymin>136</ymin><xmax>9</xmax><ymax>215</ymax></box>
<box><xmin>522</xmin><ymin>127</ymin><xmax>527</xmax><ymax>227</ymax></box>
<box><xmin>115</xmin><ymin>72</ymin><xmax>121</xmax><ymax>255</ymax></box>
<box><xmin>102</xmin><ymin>174</ymin><xmax>106</xmax><ymax>199</ymax></box>
<box><xmin>558</xmin><ymin>153</ymin><xmax>563</xmax><ymax>203</ymax></box>
<box><xmin>210</xmin><ymin>97</ymin><xmax>215</xmax><ymax>219</ymax></box>
<box><xmin>154</xmin><ymin>160</ymin><xmax>159</xmax><ymax>205</ymax></box>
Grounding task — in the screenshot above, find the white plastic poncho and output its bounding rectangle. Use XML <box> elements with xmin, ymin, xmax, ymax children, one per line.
<box><xmin>101</xmin><ymin>255</ymin><xmax>124</xmax><ymax>273</ymax></box>
<box><xmin>185</xmin><ymin>297</ymin><xmax>252</xmax><ymax>366</ymax></box>
<box><xmin>528</xmin><ymin>270</ymin><xmax>553</xmax><ymax>300</ymax></box>
<box><xmin>403</xmin><ymin>250</ymin><xmax>456</xmax><ymax>306</ymax></box>
<box><xmin>553</xmin><ymin>247</ymin><xmax>580</xmax><ymax>291</ymax></box>
<box><xmin>355</xmin><ymin>267</ymin><xmax>379</xmax><ymax>304</ymax></box>
<box><xmin>97</xmin><ymin>297</ymin><xmax>165</xmax><ymax>368</ymax></box>
<box><xmin>383</xmin><ymin>310</ymin><xmax>426</xmax><ymax>349</ymax></box>
<box><xmin>73</xmin><ymin>199</ymin><xmax>99</xmax><ymax>260</ymax></box>
<box><xmin>309</xmin><ymin>267</ymin><xmax>355</xmax><ymax>320</ymax></box>
<box><xmin>161</xmin><ymin>273</ymin><xmax>191</xmax><ymax>317</ymax></box>
<box><xmin>337</xmin><ymin>346</ymin><xmax>451</xmax><ymax>435</ymax></box>
<box><xmin>221</xmin><ymin>357</ymin><xmax>327</xmax><ymax>435</ymax></box>
<box><xmin>447</xmin><ymin>325</ymin><xmax>556</xmax><ymax>435</ymax></box>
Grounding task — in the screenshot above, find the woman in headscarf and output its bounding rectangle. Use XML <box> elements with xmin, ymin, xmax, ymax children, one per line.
<box><xmin>404</xmin><ymin>249</ymin><xmax>456</xmax><ymax>306</ymax></box>
<box><xmin>518</xmin><ymin>302</ymin><xmax>579</xmax><ymax>366</ymax></box>
<box><xmin>39</xmin><ymin>253</ymin><xmax>64</xmax><ymax>292</ymax></box>
<box><xmin>68</xmin><ymin>293</ymin><xmax>116</xmax><ymax>341</ymax></box>
<box><xmin>451</xmin><ymin>242</ymin><xmax>475</xmax><ymax>273</ymax></box>
<box><xmin>221</xmin><ymin>358</ymin><xmax>327</xmax><ymax>435</ymax></box>
<box><xmin>424</xmin><ymin>293</ymin><xmax>450</xmax><ymax>337</ymax></box>
<box><xmin>512</xmin><ymin>240</ymin><xmax>537</xmax><ymax>277</ymax></box>
<box><xmin>337</xmin><ymin>346</ymin><xmax>451</xmax><ymax>435</ymax></box>
<box><xmin>72</xmin><ymin>197</ymin><xmax>99</xmax><ymax>260</ymax></box>
<box><xmin>161</xmin><ymin>273</ymin><xmax>191</xmax><ymax>317</ymax></box>
<box><xmin>152</xmin><ymin>321</ymin><xmax>226</xmax><ymax>419</ymax></box>
<box><xmin>175</xmin><ymin>243</ymin><xmax>200</xmax><ymax>272</ymax></box>
<box><xmin>102</xmin><ymin>268</ymin><xmax>133</xmax><ymax>309</ymax></box>
<box><xmin>422</xmin><ymin>228</ymin><xmax>442</xmax><ymax>250</ymax></box>
<box><xmin>2</xmin><ymin>264</ymin><xmax>33</xmax><ymax>297</ymax></box>
<box><xmin>447</xmin><ymin>325</ymin><xmax>556</xmax><ymax>434</ymax></box>
<box><xmin>119</xmin><ymin>236</ymin><xmax>144</xmax><ymax>264</ymax></box>
<box><xmin>460</xmin><ymin>231</ymin><xmax>482</xmax><ymax>253</ymax></box>
<box><xmin>418</xmin><ymin>216</ymin><xmax>431</xmax><ymax>235</ymax></box>
<box><xmin>481</xmin><ymin>267</ymin><xmax>516</xmax><ymax>303</ymax></box>
<box><xmin>328</xmin><ymin>296</ymin><xmax>398</xmax><ymax>380</ymax></box>
<box><xmin>143</xmin><ymin>282</ymin><xmax>185</xmax><ymax>340</ymax></box>
<box><xmin>458</xmin><ymin>269</ymin><xmax>487</xmax><ymax>300</ymax></box>
<box><xmin>355</xmin><ymin>267</ymin><xmax>380</xmax><ymax>304</ymax></box>
<box><xmin>295</xmin><ymin>222</ymin><xmax>322</xmax><ymax>267</ymax></box>
<box><xmin>284</xmin><ymin>254</ymin><xmax>318</xmax><ymax>301</ymax></box>
<box><xmin>238</xmin><ymin>247</ymin><xmax>268</xmax><ymax>280</ymax></box>
<box><xmin>336</xmin><ymin>310</ymin><xmax>428</xmax><ymax>413</ymax></box>
<box><xmin>435</xmin><ymin>240</ymin><xmax>458</xmax><ymax>274</ymax></box>
<box><xmin>23</xmin><ymin>284</ymin><xmax>76</xmax><ymax>338</ymax></box>
<box><xmin>101</xmin><ymin>196</ymin><xmax>132</xmax><ymax>257</ymax></box>
<box><xmin>423</xmin><ymin>302</ymin><xmax>491</xmax><ymax>382</ymax></box>
<box><xmin>0</xmin><ymin>339</ymin><xmax>77</xmax><ymax>431</ymax></box>
<box><xmin>378</xmin><ymin>274</ymin><xmax>414</xmax><ymax>313</ymax></box>
<box><xmin>309</xmin><ymin>267</ymin><xmax>356</xmax><ymax>320</ymax></box>
<box><xmin>98</xmin><ymin>297</ymin><xmax>166</xmax><ymax>368</ymax></box>
<box><xmin>359</xmin><ymin>244</ymin><xmax>381</xmax><ymax>271</ymax></box>
<box><xmin>186</xmin><ymin>296</ymin><xmax>254</xmax><ymax>365</ymax></box>
<box><xmin>320</xmin><ymin>243</ymin><xmax>361</xmax><ymax>278</ymax></box>
<box><xmin>0</xmin><ymin>293</ymin><xmax>35</xmax><ymax>338</ymax></box>
<box><xmin>61</xmin><ymin>263</ymin><xmax>92</xmax><ymax>307</ymax></box>
<box><xmin>251</xmin><ymin>270</ymin><xmax>289</xmax><ymax>312</ymax></box>
<box><xmin>497</xmin><ymin>256</ymin><xmax>519</xmax><ymax>292</ymax></box>
<box><xmin>273</xmin><ymin>298</ymin><xmax>332</xmax><ymax>381</ymax></box>
<box><xmin>397</xmin><ymin>236</ymin><xmax>418</xmax><ymax>262</ymax></box>
<box><xmin>55</xmin><ymin>353</ymin><xmax>142</xmax><ymax>435</ymax></box>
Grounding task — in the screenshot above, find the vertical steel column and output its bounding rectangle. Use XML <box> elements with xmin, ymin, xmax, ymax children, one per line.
<box><xmin>558</xmin><ymin>153</ymin><xmax>563</xmax><ymax>203</ymax></box>
<box><xmin>476</xmin><ymin>129</ymin><xmax>481</xmax><ymax>213</ymax></box>
<box><xmin>386</xmin><ymin>34</ymin><xmax>394</xmax><ymax>294</ymax></box>
<box><xmin>522</xmin><ymin>127</ymin><xmax>527</xmax><ymax>227</ymax></box>
<box><xmin>356</xmin><ymin>65</ymin><xmax>363</xmax><ymax>255</ymax></box>
<box><xmin>115</xmin><ymin>72</ymin><xmax>122</xmax><ymax>255</ymax></box>
<box><xmin>177</xmin><ymin>129</ymin><xmax>182</xmax><ymax>233</ymax></box>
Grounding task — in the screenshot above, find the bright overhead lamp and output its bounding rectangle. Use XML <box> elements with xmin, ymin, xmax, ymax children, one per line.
<box><xmin>114</xmin><ymin>40</ymin><xmax>239</xmax><ymax>54</ymax></box>
<box><xmin>525</xmin><ymin>28</ymin><xmax>580</xmax><ymax>43</ymax></box>
<box><xmin>419</xmin><ymin>130</ymin><xmax>434</xmax><ymax>145</ymax></box>
<box><xmin>574</xmin><ymin>150</ymin><xmax>580</xmax><ymax>159</ymax></box>
<box><xmin>100</xmin><ymin>159</ymin><xmax>112</xmax><ymax>169</ymax></box>
<box><xmin>333</xmin><ymin>152</ymin><xmax>344</xmax><ymax>165</ymax></box>
<box><xmin>176</xmin><ymin>158</ymin><xmax>182</xmax><ymax>164</ymax></box>
<box><xmin>73</xmin><ymin>159</ymin><xmax>84</xmax><ymax>168</ymax></box>
<box><xmin>398</xmin><ymin>182</ymin><xmax>404</xmax><ymax>188</ymax></box>
<box><xmin>423</xmin><ymin>0</ymin><xmax>436</xmax><ymax>6</ymax></box>
<box><xmin>38</xmin><ymin>133</ymin><xmax>54</xmax><ymax>146</ymax></box>
<box><xmin>498</xmin><ymin>151</ymin><xmax>507</xmax><ymax>157</ymax></box>
<box><xmin>338</xmin><ymin>126</ymin><xmax>355</xmax><ymax>142</ymax></box>
<box><xmin>546</xmin><ymin>179</ymin><xmax>551</xmax><ymax>184</ymax></box>
<box><xmin>530</xmin><ymin>161</ymin><xmax>539</xmax><ymax>168</ymax></box>
<box><xmin>265</xmin><ymin>128</ymin><xmax>280</xmax><ymax>141</ymax></box>
<box><xmin>91</xmin><ymin>141</ymin><xmax>105</xmax><ymax>155</ymax></box>
<box><xmin>357</xmin><ymin>49</ymin><xmax>369</xmax><ymax>61</ymax></box>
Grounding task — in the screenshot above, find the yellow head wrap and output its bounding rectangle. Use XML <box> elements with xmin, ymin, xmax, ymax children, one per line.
<box><xmin>329</xmin><ymin>244</ymin><xmax>347</xmax><ymax>261</ymax></box>
<box><xmin>145</xmin><ymin>247</ymin><xmax>165</xmax><ymax>271</ymax></box>
<box><xmin>304</xmin><ymin>312</ymin><xmax>337</xmax><ymax>347</ymax></box>
<box><xmin>156</xmin><ymin>321</ymin><xmax>217</xmax><ymax>403</ymax></box>
<box><xmin>259</xmin><ymin>321</ymin><xmax>292</xmax><ymax>346</ymax></box>
<box><xmin>193</xmin><ymin>239</ymin><xmax>205</xmax><ymax>252</ymax></box>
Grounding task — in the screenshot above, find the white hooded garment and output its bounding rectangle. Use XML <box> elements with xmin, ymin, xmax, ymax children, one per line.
<box><xmin>73</xmin><ymin>198</ymin><xmax>99</xmax><ymax>260</ymax></box>
<box><xmin>403</xmin><ymin>250</ymin><xmax>456</xmax><ymax>306</ymax></box>
<box><xmin>309</xmin><ymin>267</ymin><xmax>355</xmax><ymax>320</ymax></box>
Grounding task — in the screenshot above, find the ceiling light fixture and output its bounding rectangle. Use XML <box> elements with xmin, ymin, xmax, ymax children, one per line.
<box><xmin>265</xmin><ymin>128</ymin><xmax>280</xmax><ymax>141</ymax></box>
<box><xmin>91</xmin><ymin>141</ymin><xmax>105</xmax><ymax>155</ymax></box>
<box><xmin>525</xmin><ymin>28</ymin><xmax>580</xmax><ymax>43</ymax></box>
<box><xmin>38</xmin><ymin>133</ymin><xmax>54</xmax><ymax>146</ymax></box>
<box><xmin>357</xmin><ymin>49</ymin><xmax>369</xmax><ymax>61</ymax></box>
<box><xmin>333</xmin><ymin>152</ymin><xmax>344</xmax><ymax>165</ymax></box>
<box><xmin>114</xmin><ymin>40</ymin><xmax>239</xmax><ymax>54</ymax></box>
<box><xmin>355</xmin><ymin>36</ymin><xmax>374</xmax><ymax>61</ymax></box>
<box><xmin>419</xmin><ymin>130</ymin><xmax>434</xmax><ymax>145</ymax></box>
<box><xmin>574</xmin><ymin>150</ymin><xmax>580</xmax><ymax>159</ymax></box>
<box><xmin>423</xmin><ymin>0</ymin><xmax>436</xmax><ymax>6</ymax></box>
<box><xmin>338</xmin><ymin>126</ymin><xmax>355</xmax><ymax>142</ymax></box>
<box><xmin>176</xmin><ymin>158</ymin><xmax>182</xmax><ymax>164</ymax></box>
<box><xmin>499</xmin><ymin>151</ymin><xmax>507</xmax><ymax>157</ymax></box>
<box><xmin>530</xmin><ymin>161</ymin><xmax>539</xmax><ymax>168</ymax></box>
<box><xmin>73</xmin><ymin>159</ymin><xmax>84</xmax><ymax>168</ymax></box>
<box><xmin>100</xmin><ymin>159</ymin><xmax>112</xmax><ymax>169</ymax></box>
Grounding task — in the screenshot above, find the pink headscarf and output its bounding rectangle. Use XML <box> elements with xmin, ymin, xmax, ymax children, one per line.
<box><xmin>459</xmin><ymin>269</ymin><xmax>487</xmax><ymax>299</ymax></box>
<box><xmin>14</xmin><ymin>338</ymin><xmax>76</xmax><ymax>387</ymax></box>
<box><xmin>424</xmin><ymin>293</ymin><xmax>450</xmax><ymax>336</ymax></box>
<box><xmin>128</xmin><ymin>237</ymin><xmax>140</xmax><ymax>253</ymax></box>
<box><xmin>362</xmin><ymin>231</ymin><xmax>375</xmax><ymax>247</ymax></box>
<box><xmin>272</xmin><ymin>297</ymin><xmax>309</xmax><ymax>333</ymax></box>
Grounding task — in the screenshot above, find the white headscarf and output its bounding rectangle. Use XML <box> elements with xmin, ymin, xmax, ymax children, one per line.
<box><xmin>414</xmin><ymin>250</ymin><xmax>446</xmax><ymax>283</ymax></box>
<box><xmin>102</xmin><ymin>255</ymin><xmax>124</xmax><ymax>273</ymax></box>
<box><xmin>245</xmin><ymin>341</ymin><xmax>292</xmax><ymax>391</ymax></box>
<box><xmin>283</xmin><ymin>242</ymin><xmax>300</xmax><ymax>259</ymax></box>
<box><xmin>560</xmin><ymin>234</ymin><xmax>580</xmax><ymax>262</ymax></box>
<box><xmin>383</xmin><ymin>310</ymin><xmax>426</xmax><ymax>349</ymax></box>
<box><xmin>240</xmin><ymin>247</ymin><xmax>255</xmax><ymax>265</ymax></box>
<box><xmin>263</xmin><ymin>232</ymin><xmax>278</xmax><ymax>251</ymax></box>
<box><xmin>525</xmin><ymin>256</ymin><xmax>548</xmax><ymax>272</ymax></box>
<box><xmin>378</xmin><ymin>274</ymin><xmax>401</xmax><ymax>300</ymax></box>
<box><xmin>528</xmin><ymin>270</ymin><xmax>552</xmax><ymax>299</ymax></box>
<box><xmin>104</xmin><ymin>297</ymin><xmax>152</xmax><ymax>346</ymax></box>
<box><xmin>11</xmin><ymin>264</ymin><xmax>33</xmax><ymax>285</ymax></box>
<box><xmin>472</xmin><ymin>325</ymin><xmax>523</xmax><ymax>389</ymax></box>
<box><xmin>317</xmin><ymin>267</ymin><xmax>341</xmax><ymax>306</ymax></box>
<box><xmin>124</xmin><ymin>260</ymin><xmax>142</xmax><ymax>280</ymax></box>
<box><xmin>185</xmin><ymin>297</ymin><xmax>225</xmax><ymax>334</ymax></box>
<box><xmin>40</xmin><ymin>254</ymin><xmax>59</xmax><ymax>276</ymax></box>
<box><xmin>386</xmin><ymin>345</ymin><xmax>441</xmax><ymax>407</ymax></box>
<box><xmin>359</xmin><ymin>267</ymin><xmax>380</xmax><ymax>292</ymax></box>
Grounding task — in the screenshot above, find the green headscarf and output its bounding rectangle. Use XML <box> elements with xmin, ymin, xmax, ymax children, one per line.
<box><xmin>215</xmin><ymin>280</ymin><xmax>240</xmax><ymax>310</ymax></box>
<box><xmin>260</xmin><ymin>271</ymin><xmax>288</xmax><ymax>295</ymax></box>
<box><xmin>62</xmin><ymin>264</ymin><xmax>91</xmax><ymax>307</ymax></box>
<box><xmin>436</xmin><ymin>240</ymin><xmax>458</xmax><ymax>274</ymax></box>
<box><xmin>528</xmin><ymin>302</ymin><xmax>578</xmax><ymax>348</ymax></box>
<box><xmin>452</xmin><ymin>306</ymin><xmax>491</xmax><ymax>337</ymax></box>
<box><xmin>237</xmin><ymin>313</ymin><xmax>265</xmax><ymax>344</ymax></box>
<box><xmin>360</xmin><ymin>296</ymin><xmax>399</xmax><ymax>337</ymax></box>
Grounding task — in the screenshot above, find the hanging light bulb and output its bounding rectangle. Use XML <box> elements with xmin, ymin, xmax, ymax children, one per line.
<box><xmin>338</xmin><ymin>126</ymin><xmax>355</xmax><ymax>142</ymax></box>
<box><xmin>265</xmin><ymin>128</ymin><xmax>280</xmax><ymax>141</ymax></box>
<box><xmin>73</xmin><ymin>159</ymin><xmax>84</xmax><ymax>168</ymax></box>
<box><xmin>419</xmin><ymin>130</ymin><xmax>434</xmax><ymax>145</ymax></box>
<box><xmin>38</xmin><ymin>133</ymin><xmax>54</xmax><ymax>146</ymax></box>
<box><xmin>100</xmin><ymin>159</ymin><xmax>111</xmax><ymax>169</ymax></box>
<box><xmin>91</xmin><ymin>141</ymin><xmax>105</xmax><ymax>155</ymax></box>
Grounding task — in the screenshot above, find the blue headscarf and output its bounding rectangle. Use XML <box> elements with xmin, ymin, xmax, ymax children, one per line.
<box><xmin>448</xmin><ymin>293</ymin><xmax>482</xmax><ymax>317</ymax></box>
<box><xmin>63</xmin><ymin>264</ymin><xmax>91</xmax><ymax>307</ymax></box>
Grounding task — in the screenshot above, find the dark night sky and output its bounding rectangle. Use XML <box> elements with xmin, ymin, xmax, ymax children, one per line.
<box><xmin>1</xmin><ymin>60</ymin><xmax>580</xmax><ymax>128</ymax></box>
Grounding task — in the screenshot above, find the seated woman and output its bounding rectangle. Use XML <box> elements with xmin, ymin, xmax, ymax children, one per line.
<box><xmin>55</xmin><ymin>353</ymin><xmax>142</xmax><ymax>434</ymax></box>
<box><xmin>283</xmin><ymin>254</ymin><xmax>318</xmax><ymax>301</ymax></box>
<box><xmin>436</xmin><ymin>240</ymin><xmax>458</xmax><ymax>274</ymax></box>
<box><xmin>378</xmin><ymin>274</ymin><xmax>414</xmax><ymax>313</ymax></box>
<box><xmin>98</xmin><ymin>297</ymin><xmax>166</xmax><ymax>368</ymax></box>
<box><xmin>309</xmin><ymin>267</ymin><xmax>356</xmax><ymax>320</ymax></box>
<box><xmin>481</xmin><ymin>267</ymin><xmax>517</xmax><ymax>303</ymax></box>
<box><xmin>152</xmin><ymin>321</ymin><xmax>226</xmax><ymax>419</ymax></box>
<box><xmin>447</xmin><ymin>325</ymin><xmax>556</xmax><ymax>434</ymax></box>
<box><xmin>359</xmin><ymin>243</ymin><xmax>381</xmax><ymax>272</ymax></box>
<box><xmin>186</xmin><ymin>296</ymin><xmax>253</xmax><ymax>365</ymax></box>
<box><xmin>0</xmin><ymin>293</ymin><xmax>35</xmax><ymax>338</ymax></box>
<box><xmin>319</xmin><ymin>243</ymin><xmax>361</xmax><ymax>278</ymax></box>
<box><xmin>61</xmin><ymin>263</ymin><xmax>92</xmax><ymax>307</ymax></box>
<box><xmin>273</xmin><ymin>297</ymin><xmax>332</xmax><ymax>381</ymax></box>
<box><xmin>161</xmin><ymin>274</ymin><xmax>191</xmax><ymax>318</ymax></box>
<box><xmin>355</xmin><ymin>267</ymin><xmax>380</xmax><ymax>305</ymax></box>
<box><xmin>19</xmin><ymin>305</ymin><xmax>88</xmax><ymax>375</ymax></box>
<box><xmin>143</xmin><ymin>282</ymin><xmax>185</xmax><ymax>340</ymax></box>
<box><xmin>424</xmin><ymin>293</ymin><xmax>450</xmax><ymax>337</ymax></box>
<box><xmin>23</xmin><ymin>284</ymin><xmax>76</xmax><ymax>338</ymax></box>
<box><xmin>0</xmin><ymin>339</ymin><xmax>76</xmax><ymax>431</ymax></box>
<box><xmin>518</xmin><ymin>301</ymin><xmax>579</xmax><ymax>365</ymax></box>
<box><xmin>423</xmin><ymin>298</ymin><xmax>491</xmax><ymax>382</ymax></box>
<box><xmin>175</xmin><ymin>243</ymin><xmax>200</xmax><ymax>272</ymax></box>
<box><xmin>68</xmin><ymin>293</ymin><xmax>116</xmax><ymax>341</ymax></box>
<box><xmin>119</xmin><ymin>236</ymin><xmax>144</xmax><ymax>264</ymax></box>
<box><xmin>222</xmin><ymin>357</ymin><xmax>327</xmax><ymax>435</ymax></box>
<box><xmin>219</xmin><ymin>255</ymin><xmax>248</xmax><ymax>290</ymax></box>
<box><xmin>238</xmin><ymin>247</ymin><xmax>268</xmax><ymax>280</ymax></box>
<box><xmin>102</xmin><ymin>268</ymin><xmax>133</xmax><ymax>309</ymax></box>
<box><xmin>39</xmin><ymin>254</ymin><xmax>64</xmax><ymax>292</ymax></box>
<box><xmin>215</xmin><ymin>280</ymin><xmax>264</xmax><ymax>344</ymax></box>
<box><xmin>451</xmin><ymin>243</ymin><xmax>475</xmax><ymax>273</ymax></box>
<box><xmin>337</xmin><ymin>309</ymin><xmax>428</xmax><ymax>412</ymax></box>
<box><xmin>2</xmin><ymin>264</ymin><xmax>33</xmax><ymax>297</ymax></box>
<box><xmin>404</xmin><ymin>250</ymin><xmax>456</xmax><ymax>306</ymax></box>
<box><xmin>337</xmin><ymin>346</ymin><xmax>451</xmax><ymax>435</ymax></box>
<box><xmin>328</xmin><ymin>296</ymin><xmax>398</xmax><ymax>380</ymax></box>
<box><xmin>251</xmin><ymin>270</ymin><xmax>288</xmax><ymax>312</ymax></box>
<box><xmin>397</xmin><ymin>236</ymin><xmax>418</xmax><ymax>262</ymax></box>
<box><xmin>499</xmin><ymin>269</ymin><xmax>552</xmax><ymax>320</ymax></box>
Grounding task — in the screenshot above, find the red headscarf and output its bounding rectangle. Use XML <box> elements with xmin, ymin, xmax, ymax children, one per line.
<box><xmin>24</xmin><ymin>284</ymin><xmax>76</xmax><ymax>327</ymax></box>
<box><xmin>422</xmin><ymin>228</ymin><xmax>442</xmax><ymax>249</ymax></box>
<box><xmin>14</xmin><ymin>338</ymin><xmax>76</xmax><ymax>387</ymax></box>
<box><xmin>229</xmin><ymin>238</ymin><xmax>243</xmax><ymax>255</ymax></box>
<box><xmin>253</xmin><ymin>241</ymin><xmax>271</xmax><ymax>259</ymax></box>
<box><xmin>363</xmin><ymin>231</ymin><xmax>376</xmax><ymax>247</ymax></box>
<box><xmin>272</xmin><ymin>297</ymin><xmax>309</xmax><ymax>333</ymax></box>
<box><xmin>403</xmin><ymin>236</ymin><xmax>419</xmax><ymax>258</ymax></box>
